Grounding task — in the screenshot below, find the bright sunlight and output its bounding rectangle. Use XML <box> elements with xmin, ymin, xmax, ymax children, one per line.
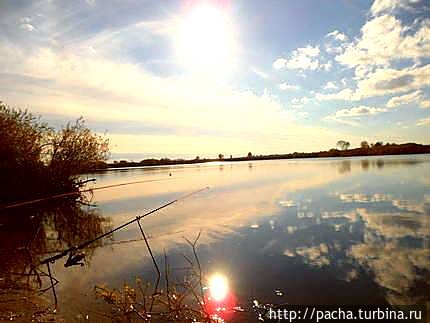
<box><xmin>175</xmin><ymin>3</ymin><xmax>236</xmax><ymax>73</ymax></box>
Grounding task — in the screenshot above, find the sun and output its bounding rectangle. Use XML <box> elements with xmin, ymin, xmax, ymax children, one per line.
<box><xmin>175</xmin><ymin>3</ymin><xmax>236</xmax><ymax>74</ymax></box>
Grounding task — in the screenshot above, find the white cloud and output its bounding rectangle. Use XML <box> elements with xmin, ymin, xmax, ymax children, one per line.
<box><xmin>420</xmin><ymin>100</ymin><xmax>430</xmax><ymax>109</ymax></box>
<box><xmin>325</xmin><ymin>31</ymin><xmax>348</xmax><ymax>55</ymax></box>
<box><xmin>336</xmin><ymin>15</ymin><xmax>430</xmax><ymax>69</ymax></box>
<box><xmin>290</xmin><ymin>96</ymin><xmax>312</xmax><ymax>110</ymax></box>
<box><xmin>317</xmin><ymin>64</ymin><xmax>430</xmax><ymax>101</ymax></box>
<box><xmin>300</xmin><ymin>97</ymin><xmax>311</xmax><ymax>104</ymax></box>
<box><xmin>299</xmin><ymin>45</ymin><xmax>320</xmax><ymax>57</ymax></box>
<box><xmin>85</xmin><ymin>0</ymin><xmax>96</xmax><ymax>6</ymax></box>
<box><xmin>324</xmin><ymin>116</ymin><xmax>360</xmax><ymax>127</ymax></box>
<box><xmin>320</xmin><ymin>60</ymin><xmax>333</xmax><ymax>71</ymax></box>
<box><xmin>18</xmin><ymin>15</ymin><xmax>35</xmax><ymax>32</ymax></box>
<box><xmin>0</xmin><ymin>40</ymin><xmax>362</xmax><ymax>154</ymax></box>
<box><xmin>334</xmin><ymin>106</ymin><xmax>387</xmax><ymax>118</ymax></box>
<box><xmin>273</xmin><ymin>58</ymin><xmax>287</xmax><ymax>69</ymax></box>
<box><xmin>316</xmin><ymin>88</ymin><xmax>355</xmax><ymax>101</ymax></box>
<box><xmin>323</xmin><ymin>81</ymin><xmax>337</xmax><ymax>90</ymax></box>
<box><xmin>324</xmin><ymin>105</ymin><xmax>388</xmax><ymax>126</ymax></box>
<box><xmin>20</xmin><ymin>17</ymin><xmax>31</xmax><ymax>24</ymax></box>
<box><xmin>0</xmin><ymin>42</ymin><xmax>283</xmax><ymax>133</ymax></box>
<box><xmin>354</xmin><ymin>65</ymin><xmax>372</xmax><ymax>79</ymax></box>
<box><xmin>416</xmin><ymin>118</ymin><xmax>430</xmax><ymax>126</ymax></box>
<box><xmin>279</xmin><ymin>82</ymin><xmax>299</xmax><ymax>91</ymax></box>
<box><xmin>386</xmin><ymin>90</ymin><xmax>423</xmax><ymax>108</ymax></box>
<box><xmin>20</xmin><ymin>23</ymin><xmax>35</xmax><ymax>32</ymax></box>
<box><xmin>354</xmin><ymin>65</ymin><xmax>430</xmax><ymax>99</ymax></box>
<box><xmin>134</xmin><ymin>20</ymin><xmax>177</xmax><ymax>36</ymax></box>
<box><xmin>286</xmin><ymin>46</ymin><xmax>320</xmax><ymax>70</ymax></box>
<box><xmin>325</xmin><ymin>44</ymin><xmax>344</xmax><ymax>55</ymax></box>
<box><xmin>251</xmin><ymin>67</ymin><xmax>269</xmax><ymax>79</ymax></box>
<box><xmin>291</xmin><ymin>97</ymin><xmax>311</xmax><ymax>105</ymax></box>
<box><xmin>370</xmin><ymin>0</ymin><xmax>423</xmax><ymax>16</ymax></box>
<box><xmin>326</xmin><ymin>30</ymin><xmax>348</xmax><ymax>42</ymax></box>
<box><xmin>274</xmin><ymin>46</ymin><xmax>320</xmax><ymax>71</ymax></box>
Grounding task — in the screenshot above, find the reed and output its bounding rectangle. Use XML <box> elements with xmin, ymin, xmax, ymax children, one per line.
<box><xmin>95</xmin><ymin>233</ymin><xmax>216</xmax><ymax>322</ymax></box>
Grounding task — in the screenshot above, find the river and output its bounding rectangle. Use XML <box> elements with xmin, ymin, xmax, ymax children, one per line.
<box><xmin>3</xmin><ymin>155</ymin><xmax>430</xmax><ymax>321</ymax></box>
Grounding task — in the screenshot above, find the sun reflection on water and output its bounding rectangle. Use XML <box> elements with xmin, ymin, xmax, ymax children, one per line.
<box><xmin>205</xmin><ymin>273</ymin><xmax>237</xmax><ymax>321</ymax></box>
<box><xmin>208</xmin><ymin>273</ymin><xmax>229</xmax><ymax>301</ymax></box>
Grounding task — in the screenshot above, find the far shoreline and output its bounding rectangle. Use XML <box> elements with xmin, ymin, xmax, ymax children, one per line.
<box><xmin>98</xmin><ymin>142</ymin><xmax>430</xmax><ymax>171</ymax></box>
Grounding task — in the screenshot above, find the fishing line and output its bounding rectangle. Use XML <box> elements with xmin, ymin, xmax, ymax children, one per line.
<box><xmin>40</xmin><ymin>186</ymin><xmax>209</xmax><ymax>265</ymax></box>
<box><xmin>0</xmin><ymin>177</ymin><xmax>177</xmax><ymax>210</ymax></box>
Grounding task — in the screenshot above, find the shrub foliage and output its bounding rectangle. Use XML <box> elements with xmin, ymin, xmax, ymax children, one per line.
<box><xmin>0</xmin><ymin>102</ymin><xmax>109</xmax><ymax>204</ymax></box>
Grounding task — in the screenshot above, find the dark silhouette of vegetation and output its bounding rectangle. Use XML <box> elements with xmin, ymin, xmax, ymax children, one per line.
<box><xmin>0</xmin><ymin>103</ymin><xmax>109</xmax><ymax>206</ymax></box>
<box><xmin>0</xmin><ymin>201</ymin><xmax>111</xmax><ymax>320</ymax></box>
<box><xmin>94</xmin><ymin>233</ymin><xmax>218</xmax><ymax>322</ymax></box>
<box><xmin>336</xmin><ymin>140</ymin><xmax>350</xmax><ymax>150</ymax></box>
<box><xmin>360</xmin><ymin>141</ymin><xmax>370</xmax><ymax>149</ymax></box>
<box><xmin>371</xmin><ymin>141</ymin><xmax>384</xmax><ymax>147</ymax></box>
<box><xmin>218</xmin><ymin>153</ymin><xmax>224</xmax><ymax>160</ymax></box>
<box><xmin>0</xmin><ymin>102</ymin><xmax>111</xmax><ymax>319</ymax></box>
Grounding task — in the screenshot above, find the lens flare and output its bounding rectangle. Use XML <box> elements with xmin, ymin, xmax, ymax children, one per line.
<box><xmin>208</xmin><ymin>273</ymin><xmax>229</xmax><ymax>301</ymax></box>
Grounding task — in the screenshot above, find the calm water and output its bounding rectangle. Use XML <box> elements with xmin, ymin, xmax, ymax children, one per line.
<box><xmin>31</xmin><ymin>156</ymin><xmax>430</xmax><ymax>320</ymax></box>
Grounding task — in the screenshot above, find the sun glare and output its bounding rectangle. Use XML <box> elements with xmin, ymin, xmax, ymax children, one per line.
<box><xmin>175</xmin><ymin>4</ymin><xmax>236</xmax><ymax>74</ymax></box>
<box><xmin>208</xmin><ymin>273</ymin><xmax>229</xmax><ymax>301</ymax></box>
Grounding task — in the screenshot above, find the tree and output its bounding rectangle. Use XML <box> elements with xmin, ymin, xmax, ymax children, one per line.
<box><xmin>218</xmin><ymin>154</ymin><xmax>224</xmax><ymax>160</ymax></box>
<box><xmin>0</xmin><ymin>103</ymin><xmax>51</xmax><ymax>169</ymax></box>
<box><xmin>48</xmin><ymin>117</ymin><xmax>109</xmax><ymax>180</ymax></box>
<box><xmin>0</xmin><ymin>104</ymin><xmax>109</xmax><ymax>203</ymax></box>
<box><xmin>360</xmin><ymin>141</ymin><xmax>370</xmax><ymax>149</ymax></box>
<box><xmin>247</xmin><ymin>152</ymin><xmax>253</xmax><ymax>159</ymax></box>
<box><xmin>370</xmin><ymin>141</ymin><xmax>383</xmax><ymax>148</ymax></box>
<box><xmin>1</xmin><ymin>104</ymin><xmax>52</xmax><ymax>203</ymax></box>
<box><xmin>336</xmin><ymin>140</ymin><xmax>350</xmax><ymax>151</ymax></box>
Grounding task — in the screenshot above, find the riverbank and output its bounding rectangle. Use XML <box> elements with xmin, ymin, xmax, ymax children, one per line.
<box><xmin>0</xmin><ymin>286</ymin><xmax>62</xmax><ymax>322</ymax></box>
<box><xmin>106</xmin><ymin>142</ymin><xmax>430</xmax><ymax>169</ymax></box>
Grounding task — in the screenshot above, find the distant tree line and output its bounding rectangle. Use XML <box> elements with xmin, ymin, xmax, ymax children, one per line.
<box><xmin>337</xmin><ymin>140</ymin><xmax>392</xmax><ymax>151</ymax></box>
<box><xmin>109</xmin><ymin>141</ymin><xmax>430</xmax><ymax>169</ymax></box>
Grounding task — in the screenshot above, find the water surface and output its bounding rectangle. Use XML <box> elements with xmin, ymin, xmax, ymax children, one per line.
<box><xmin>33</xmin><ymin>155</ymin><xmax>430</xmax><ymax>320</ymax></box>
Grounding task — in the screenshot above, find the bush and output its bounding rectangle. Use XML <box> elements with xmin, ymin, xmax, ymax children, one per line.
<box><xmin>0</xmin><ymin>103</ymin><xmax>109</xmax><ymax>205</ymax></box>
<box><xmin>47</xmin><ymin>117</ymin><xmax>109</xmax><ymax>193</ymax></box>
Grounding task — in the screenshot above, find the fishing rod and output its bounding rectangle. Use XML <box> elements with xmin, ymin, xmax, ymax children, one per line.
<box><xmin>40</xmin><ymin>186</ymin><xmax>210</xmax><ymax>265</ymax></box>
<box><xmin>0</xmin><ymin>177</ymin><xmax>176</xmax><ymax>210</ymax></box>
<box><xmin>15</xmin><ymin>229</ymin><xmax>186</xmax><ymax>256</ymax></box>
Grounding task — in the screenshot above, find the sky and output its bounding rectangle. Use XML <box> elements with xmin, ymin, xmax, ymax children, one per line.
<box><xmin>0</xmin><ymin>0</ymin><xmax>429</xmax><ymax>159</ymax></box>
